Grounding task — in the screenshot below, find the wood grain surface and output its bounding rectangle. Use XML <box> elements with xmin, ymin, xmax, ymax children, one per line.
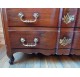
<box><xmin>6</xmin><ymin>8</ymin><xmax>60</xmax><ymax>27</ymax></box>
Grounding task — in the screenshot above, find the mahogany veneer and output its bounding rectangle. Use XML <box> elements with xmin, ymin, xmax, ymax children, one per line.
<box><xmin>1</xmin><ymin>8</ymin><xmax>80</xmax><ymax>65</ymax></box>
<box><xmin>6</xmin><ymin>8</ymin><xmax>60</xmax><ymax>27</ymax></box>
<box><xmin>9</xmin><ymin>27</ymin><xmax>57</xmax><ymax>49</ymax></box>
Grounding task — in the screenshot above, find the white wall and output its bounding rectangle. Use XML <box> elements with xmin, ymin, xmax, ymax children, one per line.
<box><xmin>0</xmin><ymin>11</ymin><xmax>5</xmax><ymax>44</ymax></box>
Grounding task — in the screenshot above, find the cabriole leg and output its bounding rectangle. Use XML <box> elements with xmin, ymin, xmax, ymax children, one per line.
<box><xmin>9</xmin><ymin>55</ymin><xmax>14</xmax><ymax>65</ymax></box>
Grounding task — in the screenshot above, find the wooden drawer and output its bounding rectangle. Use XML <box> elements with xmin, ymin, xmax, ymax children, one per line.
<box><xmin>76</xmin><ymin>8</ymin><xmax>80</xmax><ymax>27</ymax></box>
<box><xmin>57</xmin><ymin>28</ymin><xmax>74</xmax><ymax>55</ymax></box>
<box><xmin>71</xmin><ymin>28</ymin><xmax>80</xmax><ymax>55</ymax></box>
<box><xmin>6</xmin><ymin>8</ymin><xmax>60</xmax><ymax>27</ymax></box>
<box><xmin>61</xmin><ymin>8</ymin><xmax>78</xmax><ymax>28</ymax></box>
<box><xmin>72</xmin><ymin>28</ymin><xmax>80</xmax><ymax>49</ymax></box>
<box><xmin>8</xmin><ymin>27</ymin><xmax>58</xmax><ymax>49</ymax></box>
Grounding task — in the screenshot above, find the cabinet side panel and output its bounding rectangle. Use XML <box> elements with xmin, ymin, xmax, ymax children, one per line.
<box><xmin>1</xmin><ymin>8</ymin><xmax>12</xmax><ymax>57</ymax></box>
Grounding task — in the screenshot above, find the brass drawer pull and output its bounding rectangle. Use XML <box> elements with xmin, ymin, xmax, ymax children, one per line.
<box><xmin>59</xmin><ymin>37</ymin><xmax>71</xmax><ymax>46</ymax></box>
<box><xmin>18</xmin><ymin>12</ymin><xmax>39</xmax><ymax>23</ymax></box>
<box><xmin>62</xmin><ymin>13</ymin><xmax>75</xmax><ymax>24</ymax></box>
<box><xmin>20</xmin><ymin>38</ymin><xmax>38</xmax><ymax>47</ymax></box>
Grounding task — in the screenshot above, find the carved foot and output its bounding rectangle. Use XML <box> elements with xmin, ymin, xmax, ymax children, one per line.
<box><xmin>9</xmin><ymin>55</ymin><xmax>14</xmax><ymax>65</ymax></box>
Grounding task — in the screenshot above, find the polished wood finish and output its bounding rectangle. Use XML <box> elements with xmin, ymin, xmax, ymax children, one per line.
<box><xmin>57</xmin><ymin>28</ymin><xmax>74</xmax><ymax>55</ymax></box>
<box><xmin>1</xmin><ymin>8</ymin><xmax>80</xmax><ymax>64</ymax></box>
<box><xmin>71</xmin><ymin>28</ymin><xmax>80</xmax><ymax>55</ymax></box>
<box><xmin>58</xmin><ymin>28</ymin><xmax>74</xmax><ymax>48</ymax></box>
<box><xmin>6</xmin><ymin>8</ymin><xmax>60</xmax><ymax>27</ymax></box>
<box><xmin>72</xmin><ymin>28</ymin><xmax>80</xmax><ymax>49</ymax></box>
<box><xmin>57</xmin><ymin>49</ymin><xmax>71</xmax><ymax>55</ymax></box>
<box><xmin>76</xmin><ymin>8</ymin><xmax>80</xmax><ymax>27</ymax></box>
<box><xmin>71</xmin><ymin>49</ymin><xmax>80</xmax><ymax>55</ymax></box>
<box><xmin>9</xmin><ymin>27</ymin><xmax>57</xmax><ymax>49</ymax></box>
<box><xmin>61</xmin><ymin>8</ymin><xmax>78</xmax><ymax>28</ymax></box>
<box><xmin>12</xmin><ymin>49</ymin><xmax>55</xmax><ymax>55</ymax></box>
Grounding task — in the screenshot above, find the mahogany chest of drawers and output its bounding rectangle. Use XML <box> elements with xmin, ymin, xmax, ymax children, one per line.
<box><xmin>1</xmin><ymin>8</ymin><xmax>80</xmax><ymax>64</ymax></box>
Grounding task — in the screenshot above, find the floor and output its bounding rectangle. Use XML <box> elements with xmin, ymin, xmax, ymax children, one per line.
<box><xmin>0</xmin><ymin>45</ymin><xmax>80</xmax><ymax>68</ymax></box>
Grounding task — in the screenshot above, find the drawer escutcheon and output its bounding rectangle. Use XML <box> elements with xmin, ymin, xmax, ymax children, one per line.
<box><xmin>62</xmin><ymin>13</ymin><xmax>75</xmax><ymax>24</ymax></box>
<box><xmin>59</xmin><ymin>37</ymin><xmax>71</xmax><ymax>46</ymax></box>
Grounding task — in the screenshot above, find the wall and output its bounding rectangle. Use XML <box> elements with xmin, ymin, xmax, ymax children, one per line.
<box><xmin>0</xmin><ymin>10</ymin><xmax>5</xmax><ymax>45</ymax></box>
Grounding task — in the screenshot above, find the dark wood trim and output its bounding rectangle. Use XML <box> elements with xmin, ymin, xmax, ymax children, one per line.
<box><xmin>12</xmin><ymin>48</ymin><xmax>56</xmax><ymax>56</ymax></box>
<box><xmin>56</xmin><ymin>8</ymin><xmax>63</xmax><ymax>54</ymax></box>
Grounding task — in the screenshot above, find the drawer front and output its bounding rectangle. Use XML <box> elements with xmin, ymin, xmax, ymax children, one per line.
<box><xmin>61</xmin><ymin>8</ymin><xmax>78</xmax><ymax>27</ymax></box>
<box><xmin>6</xmin><ymin>8</ymin><xmax>60</xmax><ymax>27</ymax></box>
<box><xmin>57</xmin><ymin>28</ymin><xmax>74</xmax><ymax>55</ymax></box>
<box><xmin>71</xmin><ymin>28</ymin><xmax>80</xmax><ymax>55</ymax></box>
<box><xmin>9</xmin><ymin>27</ymin><xmax>57</xmax><ymax>49</ymax></box>
<box><xmin>76</xmin><ymin>9</ymin><xmax>80</xmax><ymax>27</ymax></box>
<box><xmin>72</xmin><ymin>28</ymin><xmax>80</xmax><ymax>49</ymax></box>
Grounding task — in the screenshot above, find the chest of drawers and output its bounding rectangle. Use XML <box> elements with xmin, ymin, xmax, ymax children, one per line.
<box><xmin>1</xmin><ymin>8</ymin><xmax>80</xmax><ymax>65</ymax></box>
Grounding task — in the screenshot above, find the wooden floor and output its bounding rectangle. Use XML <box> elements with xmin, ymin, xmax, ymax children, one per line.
<box><xmin>0</xmin><ymin>45</ymin><xmax>80</xmax><ymax>68</ymax></box>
